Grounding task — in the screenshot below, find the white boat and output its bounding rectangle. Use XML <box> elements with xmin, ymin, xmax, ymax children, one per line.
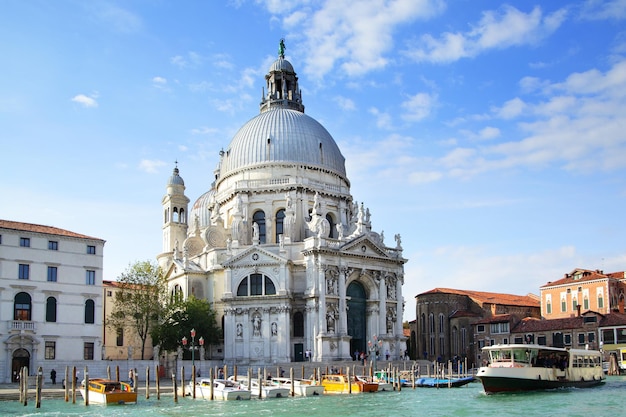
<box><xmin>476</xmin><ymin>343</ymin><xmax>606</xmax><ymax>394</ymax></box>
<box><xmin>356</xmin><ymin>375</ymin><xmax>393</xmax><ymax>391</ymax></box>
<box><xmin>192</xmin><ymin>378</ymin><xmax>251</xmax><ymax>400</ymax></box>
<box><xmin>79</xmin><ymin>378</ymin><xmax>137</xmax><ymax>405</ymax></box>
<box><xmin>271</xmin><ymin>377</ymin><xmax>324</xmax><ymax>396</ymax></box>
<box><xmin>228</xmin><ymin>375</ymin><xmax>290</xmax><ymax>398</ymax></box>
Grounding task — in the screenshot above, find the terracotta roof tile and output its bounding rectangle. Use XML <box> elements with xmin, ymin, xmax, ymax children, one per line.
<box><xmin>541</xmin><ymin>268</ymin><xmax>626</xmax><ymax>288</ymax></box>
<box><xmin>418</xmin><ymin>288</ymin><xmax>539</xmax><ymax>308</ymax></box>
<box><xmin>0</xmin><ymin>219</ymin><xmax>104</xmax><ymax>242</ymax></box>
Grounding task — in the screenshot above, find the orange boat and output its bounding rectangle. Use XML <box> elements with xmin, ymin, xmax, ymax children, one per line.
<box><xmin>321</xmin><ymin>374</ymin><xmax>378</xmax><ymax>393</ymax></box>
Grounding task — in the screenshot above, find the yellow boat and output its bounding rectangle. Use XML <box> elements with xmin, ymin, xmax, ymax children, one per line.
<box><xmin>321</xmin><ymin>374</ymin><xmax>378</xmax><ymax>393</ymax></box>
<box><xmin>79</xmin><ymin>378</ymin><xmax>137</xmax><ymax>405</ymax></box>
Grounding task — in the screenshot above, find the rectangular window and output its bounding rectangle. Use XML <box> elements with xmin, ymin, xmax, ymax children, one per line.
<box><xmin>87</xmin><ymin>245</ymin><xmax>96</xmax><ymax>255</ymax></box>
<box><xmin>578</xmin><ymin>333</ymin><xmax>585</xmax><ymax>344</ymax></box>
<box><xmin>18</xmin><ymin>264</ymin><xmax>30</xmax><ymax>280</ymax></box>
<box><xmin>48</xmin><ymin>240</ymin><xmax>58</xmax><ymax>250</ymax></box>
<box><xmin>561</xmin><ymin>300</ymin><xmax>567</xmax><ymax>312</ymax></box>
<box><xmin>45</xmin><ymin>341</ymin><xmax>56</xmax><ymax>360</ymax></box>
<box><xmin>588</xmin><ymin>332</ymin><xmax>595</xmax><ymax>343</ymax></box>
<box><xmin>20</xmin><ymin>237</ymin><xmax>30</xmax><ymax>247</ymax></box>
<box><xmin>116</xmin><ymin>328</ymin><xmax>124</xmax><ymax>346</ymax></box>
<box><xmin>47</xmin><ymin>266</ymin><xmax>57</xmax><ymax>282</ymax></box>
<box><xmin>490</xmin><ymin>322</ymin><xmax>510</xmax><ymax>334</ymax></box>
<box><xmin>86</xmin><ymin>270</ymin><xmax>95</xmax><ymax>285</ymax></box>
<box><xmin>603</xmin><ymin>329</ymin><xmax>615</xmax><ymax>344</ymax></box>
<box><xmin>564</xmin><ymin>334</ymin><xmax>572</xmax><ymax>345</ymax></box>
<box><xmin>84</xmin><ymin>342</ymin><xmax>94</xmax><ymax>360</ymax></box>
<box><xmin>572</xmin><ymin>299</ymin><xmax>578</xmax><ymax>311</ymax></box>
<box><xmin>514</xmin><ymin>336</ymin><xmax>523</xmax><ymax>344</ymax></box>
<box><xmin>584</xmin><ymin>298</ymin><xmax>589</xmax><ymax>310</ymax></box>
<box><xmin>598</xmin><ymin>296</ymin><xmax>604</xmax><ymax>309</ymax></box>
<box><xmin>537</xmin><ymin>335</ymin><xmax>547</xmax><ymax>345</ymax></box>
<box><xmin>477</xmin><ymin>325</ymin><xmax>485</xmax><ymax>333</ymax></box>
<box><xmin>107</xmin><ymin>290</ymin><xmax>112</xmax><ymax>297</ymax></box>
<box><xmin>617</xmin><ymin>328</ymin><xmax>626</xmax><ymax>344</ymax></box>
<box><xmin>546</xmin><ymin>302</ymin><xmax>552</xmax><ymax>314</ymax></box>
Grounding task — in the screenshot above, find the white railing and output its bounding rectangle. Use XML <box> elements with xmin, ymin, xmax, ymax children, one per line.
<box><xmin>10</xmin><ymin>320</ymin><xmax>36</xmax><ymax>331</ymax></box>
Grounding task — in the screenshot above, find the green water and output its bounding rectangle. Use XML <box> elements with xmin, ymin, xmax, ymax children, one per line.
<box><xmin>2</xmin><ymin>377</ymin><xmax>625</xmax><ymax>417</ymax></box>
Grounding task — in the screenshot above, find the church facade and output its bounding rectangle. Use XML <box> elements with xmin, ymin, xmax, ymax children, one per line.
<box><xmin>157</xmin><ymin>43</ymin><xmax>407</xmax><ymax>364</ymax></box>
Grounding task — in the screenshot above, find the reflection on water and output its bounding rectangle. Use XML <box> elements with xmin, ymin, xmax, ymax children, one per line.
<box><xmin>1</xmin><ymin>377</ymin><xmax>626</xmax><ymax>417</ymax></box>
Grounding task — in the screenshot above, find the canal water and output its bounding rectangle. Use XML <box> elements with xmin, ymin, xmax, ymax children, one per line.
<box><xmin>2</xmin><ymin>376</ymin><xmax>625</xmax><ymax>417</ymax></box>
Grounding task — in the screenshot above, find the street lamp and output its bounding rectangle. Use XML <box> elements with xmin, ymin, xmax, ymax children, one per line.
<box><xmin>367</xmin><ymin>335</ymin><xmax>383</xmax><ymax>372</ymax></box>
<box><xmin>182</xmin><ymin>329</ymin><xmax>204</xmax><ymax>372</ymax></box>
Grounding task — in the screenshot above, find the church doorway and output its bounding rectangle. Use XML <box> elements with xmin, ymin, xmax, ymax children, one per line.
<box><xmin>12</xmin><ymin>348</ymin><xmax>30</xmax><ymax>382</ymax></box>
<box><xmin>347</xmin><ymin>281</ymin><xmax>367</xmax><ymax>357</ymax></box>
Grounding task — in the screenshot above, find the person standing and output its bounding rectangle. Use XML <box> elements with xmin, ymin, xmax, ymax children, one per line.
<box><xmin>50</xmin><ymin>369</ymin><xmax>57</xmax><ymax>385</ymax></box>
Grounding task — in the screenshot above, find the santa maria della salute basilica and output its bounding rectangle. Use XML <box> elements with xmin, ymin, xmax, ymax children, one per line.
<box><xmin>157</xmin><ymin>42</ymin><xmax>408</xmax><ymax>364</ymax></box>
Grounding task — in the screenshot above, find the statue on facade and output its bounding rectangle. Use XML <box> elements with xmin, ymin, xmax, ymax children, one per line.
<box><xmin>252</xmin><ymin>222</ymin><xmax>259</xmax><ymax>242</ymax></box>
<box><xmin>326</xmin><ymin>308</ymin><xmax>335</xmax><ymax>333</ymax></box>
<box><xmin>252</xmin><ymin>315</ymin><xmax>262</xmax><ymax>337</ymax></box>
<box><xmin>236</xmin><ymin>322</ymin><xmax>243</xmax><ymax>338</ymax></box>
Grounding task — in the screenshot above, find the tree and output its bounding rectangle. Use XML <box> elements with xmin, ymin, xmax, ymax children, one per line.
<box><xmin>107</xmin><ymin>260</ymin><xmax>167</xmax><ymax>360</ymax></box>
<box><xmin>151</xmin><ymin>296</ymin><xmax>220</xmax><ymax>358</ymax></box>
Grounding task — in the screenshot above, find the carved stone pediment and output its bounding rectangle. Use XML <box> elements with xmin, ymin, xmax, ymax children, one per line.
<box><xmin>222</xmin><ymin>246</ymin><xmax>289</xmax><ymax>269</ymax></box>
<box><xmin>340</xmin><ymin>235</ymin><xmax>390</xmax><ymax>258</ymax></box>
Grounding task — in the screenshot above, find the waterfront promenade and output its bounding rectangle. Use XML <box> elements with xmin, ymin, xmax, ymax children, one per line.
<box><xmin>0</xmin><ymin>359</ymin><xmax>431</xmax><ymax>402</ymax></box>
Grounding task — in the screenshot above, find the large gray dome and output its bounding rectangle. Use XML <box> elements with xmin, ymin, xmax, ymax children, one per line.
<box><xmin>219</xmin><ymin>108</ymin><xmax>347</xmax><ymax>179</ymax></box>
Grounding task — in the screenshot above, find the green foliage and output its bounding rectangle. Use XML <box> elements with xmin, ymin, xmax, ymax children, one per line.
<box><xmin>151</xmin><ymin>296</ymin><xmax>221</xmax><ymax>356</ymax></box>
<box><xmin>107</xmin><ymin>260</ymin><xmax>167</xmax><ymax>360</ymax></box>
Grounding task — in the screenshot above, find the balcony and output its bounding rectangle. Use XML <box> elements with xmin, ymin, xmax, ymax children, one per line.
<box><xmin>9</xmin><ymin>320</ymin><xmax>36</xmax><ymax>331</ymax></box>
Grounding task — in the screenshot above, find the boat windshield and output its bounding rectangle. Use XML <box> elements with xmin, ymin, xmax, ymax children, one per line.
<box><xmin>489</xmin><ymin>348</ymin><xmax>534</xmax><ymax>364</ymax></box>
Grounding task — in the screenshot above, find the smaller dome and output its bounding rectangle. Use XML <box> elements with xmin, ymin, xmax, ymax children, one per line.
<box><xmin>270</xmin><ymin>57</ymin><xmax>294</xmax><ymax>73</ymax></box>
<box><xmin>190</xmin><ymin>189</ymin><xmax>214</xmax><ymax>229</ymax></box>
<box><xmin>168</xmin><ymin>166</ymin><xmax>185</xmax><ymax>186</ymax></box>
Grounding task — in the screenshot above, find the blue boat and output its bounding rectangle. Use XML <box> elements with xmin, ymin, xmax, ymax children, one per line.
<box><xmin>415</xmin><ymin>376</ymin><xmax>475</xmax><ymax>388</ymax></box>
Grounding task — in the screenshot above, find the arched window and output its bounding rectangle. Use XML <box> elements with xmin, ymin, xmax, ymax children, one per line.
<box><xmin>326</xmin><ymin>213</ymin><xmax>335</xmax><ymax>238</ymax></box>
<box><xmin>420</xmin><ymin>313</ymin><xmax>426</xmax><ymax>333</ymax></box>
<box><xmin>253</xmin><ymin>210</ymin><xmax>266</xmax><ymax>243</ymax></box>
<box><xmin>275</xmin><ymin>209</ymin><xmax>285</xmax><ymax>242</ymax></box>
<box><xmin>546</xmin><ymin>300</ymin><xmax>552</xmax><ymax>314</ymax></box>
<box><xmin>237</xmin><ymin>274</ymin><xmax>276</xmax><ymax>296</ymax></box>
<box><xmin>46</xmin><ymin>297</ymin><xmax>57</xmax><ymax>322</ymax></box>
<box><xmin>293</xmin><ymin>312</ymin><xmax>304</xmax><ymax>337</ymax></box>
<box><xmin>14</xmin><ymin>292</ymin><xmax>32</xmax><ymax>320</ymax></box>
<box><xmin>164</xmin><ymin>208</ymin><xmax>169</xmax><ymax>224</ymax></box>
<box><xmin>429</xmin><ymin>313</ymin><xmax>435</xmax><ymax>333</ymax></box>
<box><xmin>173</xmin><ymin>207</ymin><xmax>179</xmax><ymax>222</ymax></box>
<box><xmin>84</xmin><ymin>299</ymin><xmax>95</xmax><ymax>324</ymax></box>
<box><xmin>171</xmin><ymin>284</ymin><xmax>183</xmax><ymax>302</ymax></box>
<box><xmin>439</xmin><ymin>314</ymin><xmax>445</xmax><ymax>333</ymax></box>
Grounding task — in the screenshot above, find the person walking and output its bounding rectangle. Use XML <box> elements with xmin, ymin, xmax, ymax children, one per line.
<box><xmin>50</xmin><ymin>369</ymin><xmax>57</xmax><ymax>385</ymax></box>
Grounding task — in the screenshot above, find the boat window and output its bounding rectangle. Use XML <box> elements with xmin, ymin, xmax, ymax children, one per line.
<box><xmin>512</xmin><ymin>349</ymin><xmax>531</xmax><ymax>364</ymax></box>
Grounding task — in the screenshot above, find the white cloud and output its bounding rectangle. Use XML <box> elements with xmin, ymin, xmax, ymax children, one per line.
<box><xmin>405</xmin><ymin>5</ymin><xmax>567</xmax><ymax>63</ymax></box>
<box><xmin>494</xmin><ymin>97</ymin><xmax>526</xmax><ymax>119</ymax></box>
<box><xmin>265</xmin><ymin>0</ymin><xmax>446</xmax><ymax>79</ymax></box>
<box><xmin>71</xmin><ymin>94</ymin><xmax>98</xmax><ymax>108</ymax></box>
<box><xmin>138</xmin><ymin>159</ymin><xmax>166</xmax><ymax>174</ymax></box>
<box><xmin>334</xmin><ymin>96</ymin><xmax>356</xmax><ymax>111</ymax></box>
<box><xmin>478</xmin><ymin>126</ymin><xmax>500</xmax><ymax>140</ymax></box>
<box><xmin>580</xmin><ymin>0</ymin><xmax>626</xmax><ymax>20</ymax></box>
<box><xmin>152</xmin><ymin>76</ymin><xmax>167</xmax><ymax>85</ymax></box>
<box><xmin>368</xmin><ymin>107</ymin><xmax>393</xmax><ymax>130</ymax></box>
<box><xmin>401</xmin><ymin>92</ymin><xmax>437</xmax><ymax>122</ymax></box>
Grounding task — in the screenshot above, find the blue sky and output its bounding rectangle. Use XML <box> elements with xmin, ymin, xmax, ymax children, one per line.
<box><xmin>2</xmin><ymin>0</ymin><xmax>626</xmax><ymax>321</ymax></box>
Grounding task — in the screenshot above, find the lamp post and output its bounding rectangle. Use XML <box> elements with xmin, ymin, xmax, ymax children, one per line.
<box><xmin>182</xmin><ymin>329</ymin><xmax>204</xmax><ymax>373</ymax></box>
<box><xmin>367</xmin><ymin>335</ymin><xmax>383</xmax><ymax>372</ymax></box>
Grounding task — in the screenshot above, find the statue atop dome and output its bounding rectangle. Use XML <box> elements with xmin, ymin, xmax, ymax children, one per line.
<box><xmin>279</xmin><ymin>39</ymin><xmax>286</xmax><ymax>58</ymax></box>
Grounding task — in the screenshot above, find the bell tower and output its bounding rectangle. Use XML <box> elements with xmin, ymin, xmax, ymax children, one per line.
<box><xmin>161</xmin><ymin>163</ymin><xmax>190</xmax><ymax>255</ymax></box>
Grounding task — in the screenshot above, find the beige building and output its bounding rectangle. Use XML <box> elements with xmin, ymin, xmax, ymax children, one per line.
<box><xmin>540</xmin><ymin>268</ymin><xmax>626</xmax><ymax>319</ymax></box>
<box><xmin>102</xmin><ymin>280</ymin><xmax>155</xmax><ymax>361</ymax></box>
<box><xmin>0</xmin><ymin>220</ymin><xmax>105</xmax><ymax>383</ymax></box>
<box><xmin>157</xmin><ymin>42</ymin><xmax>408</xmax><ymax>365</ymax></box>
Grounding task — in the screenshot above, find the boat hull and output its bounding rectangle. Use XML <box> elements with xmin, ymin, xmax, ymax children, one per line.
<box><xmin>479</xmin><ymin>375</ymin><xmax>605</xmax><ymax>394</ymax></box>
<box><xmin>415</xmin><ymin>376</ymin><xmax>475</xmax><ymax>388</ymax></box>
<box><xmin>194</xmin><ymin>379</ymin><xmax>251</xmax><ymax>400</ymax></box>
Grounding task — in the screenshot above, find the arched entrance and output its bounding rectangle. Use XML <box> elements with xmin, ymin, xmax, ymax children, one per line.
<box><xmin>12</xmin><ymin>348</ymin><xmax>30</xmax><ymax>382</ymax></box>
<box><xmin>347</xmin><ymin>281</ymin><xmax>367</xmax><ymax>358</ymax></box>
